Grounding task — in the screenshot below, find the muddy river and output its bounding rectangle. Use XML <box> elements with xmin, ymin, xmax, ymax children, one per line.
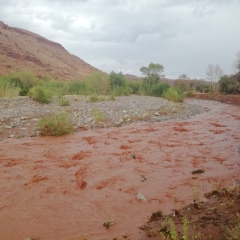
<box><xmin>0</xmin><ymin>99</ymin><xmax>239</xmax><ymax>240</ymax></box>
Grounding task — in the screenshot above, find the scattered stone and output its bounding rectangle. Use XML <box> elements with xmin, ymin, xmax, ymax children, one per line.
<box><xmin>103</xmin><ymin>220</ymin><xmax>116</xmax><ymax>229</ymax></box>
<box><xmin>136</xmin><ymin>192</ymin><xmax>148</xmax><ymax>202</ymax></box>
<box><xmin>86</xmin><ymin>117</ymin><xmax>93</xmax><ymax>123</ymax></box>
<box><xmin>130</xmin><ymin>153</ymin><xmax>136</xmax><ymax>159</ymax></box>
<box><xmin>20</xmin><ymin>116</ymin><xmax>28</xmax><ymax>120</ymax></box>
<box><xmin>192</xmin><ymin>169</ymin><xmax>205</xmax><ymax>174</ymax></box>
<box><xmin>115</xmin><ymin>118</ymin><xmax>124</xmax><ymax>126</ymax></box>
<box><xmin>154</xmin><ymin>112</ymin><xmax>160</xmax><ymax>116</ymax></box>
<box><xmin>9</xmin><ymin>134</ymin><xmax>16</xmax><ymax>138</ymax></box>
<box><xmin>14</xmin><ymin>117</ymin><xmax>21</xmax><ymax>122</ymax></box>
<box><xmin>141</xmin><ymin>175</ymin><xmax>147</xmax><ymax>182</ymax></box>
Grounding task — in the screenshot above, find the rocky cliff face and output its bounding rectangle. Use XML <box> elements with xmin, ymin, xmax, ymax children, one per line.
<box><xmin>0</xmin><ymin>21</ymin><xmax>98</xmax><ymax>80</ymax></box>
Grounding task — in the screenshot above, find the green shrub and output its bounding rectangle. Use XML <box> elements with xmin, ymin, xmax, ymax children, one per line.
<box><xmin>0</xmin><ymin>80</ymin><xmax>21</xmax><ymax>98</ymax></box>
<box><xmin>91</xmin><ymin>108</ymin><xmax>103</xmax><ymax>123</ymax></box>
<box><xmin>108</xmin><ymin>94</ymin><xmax>116</xmax><ymax>101</ymax></box>
<box><xmin>163</xmin><ymin>87</ymin><xmax>184</xmax><ymax>102</ymax></box>
<box><xmin>126</xmin><ymin>79</ymin><xmax>141</xmax><ymax>94</ymax></box>
<box><xmin>88</xmin><ymin>94</ymin><xmax>100</xmax><ymax>103</ymax></box>
<box><xmin>152</xmin><ymin>82</ymin><xmax>170</xmax><ymax>97</ymax></box>
<box><xmin>84</xmin><ymin>72</ymin><xmax>110</xmax><ymax>95</ymax></box>
<box><xmin>45</xmin><ymin>80</ymin><xmax>68</xmax><ymax>97</ymax></box>
<box><xmin>160</xmin><ymin>216</ymin><xmax>198</xmax><ymax>240</ymax></box>
<box><xmin>110</xmin><ymin>86</ymin><xmax>130</xmax><ymax>96</ymax></box>
<box><xmin>58</xmin><ymin>96</ymin><xmax>70</xmax><ymax>106</ymax></box>
<box><xmin>28</xmin><ymin>86</ymin><xmax>53</xmax><ymax>103</ymax></box>
<box><xmin>68</xmin><ymin>80</ymin><xmax>88</xmax><ymax>95</ymax></box>
<box><xmin>219</xmin><ymin>75</ymin><xmax>240</xmax><ymax>94</ymax></box>
<box><xmin>37</xmin><ymin>113</ymin><xmax>74</xmax><ymax>136</ymax></box>
<box><xmin>10</xmin><ymin>72</ymin><xmax>41</xmax><ymax>95</ymax></box>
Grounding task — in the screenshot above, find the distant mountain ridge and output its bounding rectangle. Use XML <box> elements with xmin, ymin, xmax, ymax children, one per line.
<box><xmin>0</xmin><ymin>21</ymin><xmax>98</xmax><ymax>80</ymax></box>
<box><xmin>124</xmin><ymin>74</ymin><xmax>140</xmax><ymax>81</ymax></box>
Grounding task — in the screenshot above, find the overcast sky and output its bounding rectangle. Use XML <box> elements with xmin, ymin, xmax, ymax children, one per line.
<box><xmin>1</xmin><ymin>0</ymin><xmax>240</xmax><ymax>79</ymax></box>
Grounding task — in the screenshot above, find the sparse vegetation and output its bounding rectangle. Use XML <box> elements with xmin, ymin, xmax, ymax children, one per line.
<box><xmin>142</xmin><ymin>184</ymin><xmax>240</xmax><ymax>240</ymax></box>
<box><xmin>160</xmin><ymin>216</ymin><xmax>197</xmax><ymax>240</ymax></box>
<box><xmin>0</xmin><ymin>81</ymin><xmax>21</xmax><ymax>98</ymax></box>
<box><xmin>163</xmin><ymin>87</ymin><xmax>184</xmax><ymax>103</ymax></box>
<box><xmin>37</xmin><ymin>113</ymin><xmax>74</xmax><ymax>136</ymax></box>
<box><xmin>58</xmin><ymin>96</ymin><xmax>70</xmax><ymax>106</ymax></box>
<box><xmin>88</xmin><ymin>94</ymin><xmax>100</xmax><ymax>103</ymax></box>
<box><xmin>108</xmin><ymin>94</ymin><xmax>116</xmax><ymax>101</ymax></box>
<box><xmin>224</xmin><ymin>213</ymin><xmax>240</xmax><ymax>240</ymax></box>
<box><xmin>28</xmin><ymin>86</ymin><xmax>53</xmax><ymax>103</ymax></box>
<box><xmin>91</xmin><ymin>108</ymin><xmax>103</xmax><ymax>123</ymax></box>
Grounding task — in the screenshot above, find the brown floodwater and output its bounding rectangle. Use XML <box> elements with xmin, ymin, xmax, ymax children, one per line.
<box><xmin>0</xmin><ymin>99</ymin><xmax>239</xmax><ymax>240</ymax></box>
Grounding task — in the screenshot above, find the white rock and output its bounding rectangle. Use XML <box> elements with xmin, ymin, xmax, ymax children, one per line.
<box><xmin>136</xmin><ymin>192</ymin><xmax>148</xmax><ymax>202</ymax></box>
<box><xmin>20</xmin><ymin>117</ymin><xmax>28</xmax><ymax>120</ymax></box>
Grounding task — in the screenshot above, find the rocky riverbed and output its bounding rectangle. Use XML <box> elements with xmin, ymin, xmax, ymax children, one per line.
<box><xmin>0</xmin><ymin>95</ymin><xmax>209</xmax><ymax>139</ymax></box>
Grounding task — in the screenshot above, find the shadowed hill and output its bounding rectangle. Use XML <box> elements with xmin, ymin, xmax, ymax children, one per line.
<box><xmin>0</xmin><ymin>21</ymin><xmax>98</xmax><ymax>80</ymax></box>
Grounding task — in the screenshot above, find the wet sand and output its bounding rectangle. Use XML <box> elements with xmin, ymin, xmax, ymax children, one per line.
<box><xmin>0</xmin><ymin>99</ymin><xmax>239</xmax><ymax>240</ymax></box>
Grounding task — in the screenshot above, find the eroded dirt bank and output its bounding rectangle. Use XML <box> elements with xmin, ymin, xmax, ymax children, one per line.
<box><xmin>0</xmin><ymin>99</ymin><xmax>239</xmax><ymax>240</ymax></box>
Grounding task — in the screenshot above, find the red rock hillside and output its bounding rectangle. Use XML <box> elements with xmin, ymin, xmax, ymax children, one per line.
<box><xmin>0</xmin><ymin>21</ymin><xmax>99</xmax><ymax>80</ymax></box>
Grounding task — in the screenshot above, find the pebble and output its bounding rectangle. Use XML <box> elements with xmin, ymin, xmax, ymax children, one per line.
<box><xmin>0</xmin><ymin>96</ymin><xmax>210</xmax><ymax>139</ymax></box>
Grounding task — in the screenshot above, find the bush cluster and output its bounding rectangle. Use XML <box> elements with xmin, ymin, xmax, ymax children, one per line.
<box><xmin>28</xmin><ymin>86</ymin><xmax>53</xmax><ymax>103</ymax></box>
<box><xmin>163</xmin><ymin>87</ymin><xmax>184</xmax><ymax>103</ymax></box>
<box><xmin>0</xmin><ymin>71</ymin><xmax>185</xmax><ymax>102</ymax></box>
<box><xmin>37</xmin><ymin>113</ymin><xmax>74</xmax><ymax>136</ymax></box>
<box><xmin>219</xmin><ymin>74</ymin><xmax>240</xmax><ymax>94</ymax></box>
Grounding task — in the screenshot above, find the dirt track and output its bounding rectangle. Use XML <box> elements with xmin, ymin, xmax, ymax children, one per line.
<box><xmin>0</xmin><ymin>99</ymin><xmax>239</xmax><ymax>240</ymax></box>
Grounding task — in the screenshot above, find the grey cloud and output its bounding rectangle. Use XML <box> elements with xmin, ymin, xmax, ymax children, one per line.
<box><xmin>0</xmin><ymin>0</ymin><xmax>239</xmax><ymax>78</ymax></box>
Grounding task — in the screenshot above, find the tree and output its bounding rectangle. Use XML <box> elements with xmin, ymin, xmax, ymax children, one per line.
<box><xmin>233</xmin><ymin>50</ymin><xmax>240</xmax><ymax>74</ymax></box>
<box><xmin>109</xmin><ymin>71</ymin><xmax>125</xmax><ymax>89</ymax></box>
<box><xmin>109</xmin><ymin>71</ymin><xmax>130</xmax><ymax>95</ymax></box>
<box><xmin>178</xmin><ymin>74</ymin><xmax>190</xmax><ymax>80</ymax></box>
<box><xmin>206</xmin><ymin>64</ymin><xmax>223</xmax><ymax>93</ymax></box>
<box><xmin>219</xmin><ymin>75</ymin><xmax>240</xmax><ymax>94</ymax></box>
<box><xmin>84</xmin><ymin>71</ymin><xmax>110</xmax><ymax>95</ymax></box>
<box><xmin>140</xmin><ymin>63</ymin><xmax>164</xmax><ymax>94</ymax></box>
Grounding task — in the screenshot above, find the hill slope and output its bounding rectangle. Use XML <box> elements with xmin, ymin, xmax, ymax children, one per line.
<box><xmin>0</xmin><ymin>21</ymin><xmax>98</xmax><ymax>80</ymax></box>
